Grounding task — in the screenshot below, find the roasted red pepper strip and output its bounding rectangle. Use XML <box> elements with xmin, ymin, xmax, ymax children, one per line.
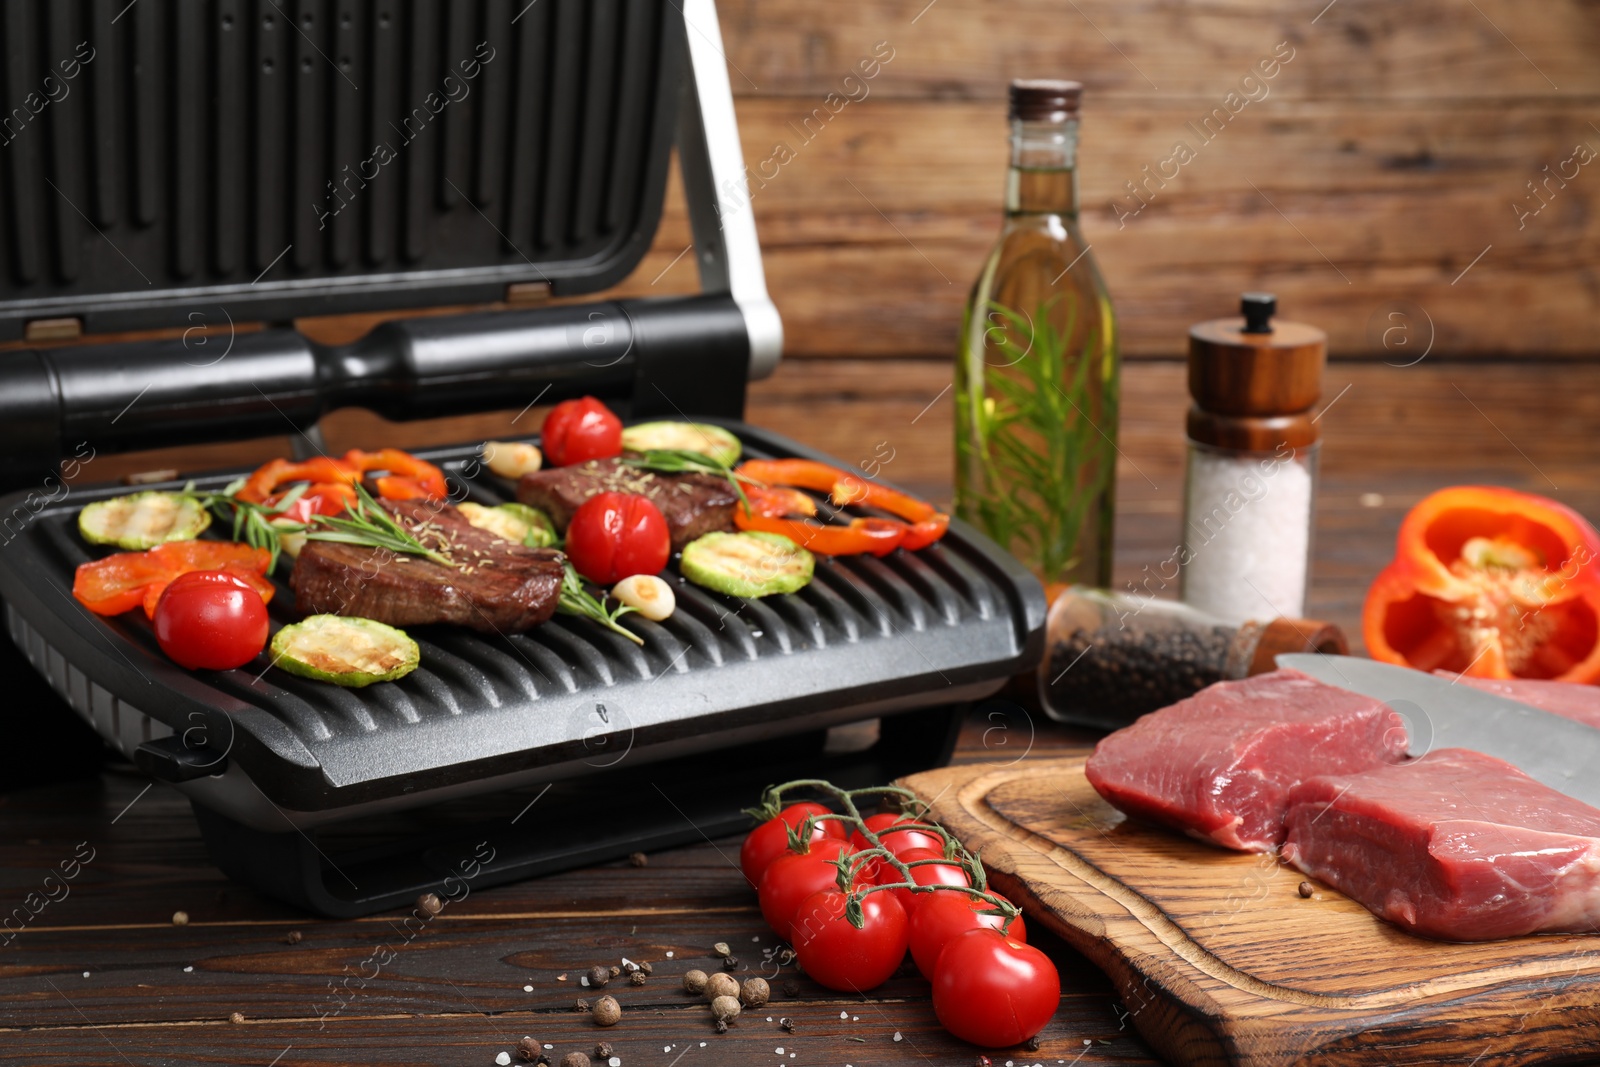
<box><xmin>270</xmin><ymin>483</ymin><xmax>357</xmax><ymax>523</ymax></box>
<box><xmin>344</xmin><ymin>448</ymin><xmax>449</xmax><ymax>501</ymax></box>
<box><xmin>743</xmin><ymin>485</ymin><xmax>819</xmax><ymax>519</ymax></box>
<box><xmin>1362</xmin><ymin>486</ymin><xmax>1600</xmax><ymax>682</ymax></box>
<box><xmin>735</xmin><ymin>458</ymin><xmax>847</xmax><ymax>493</ymax></box>
<box><xmin>830</xmin><ymin>477</ymin><xmax>936</xmax><ymax>523</ymax></box>
<box><xmin>235</xmin><ymin>456</ymin><xmax>358</xmax><ymax>505</ymax></box>
<box><xmin>899</xmin><ymin>512</ymin><xmax>951</xmax><ymax>552</ymax></box>
<box><xmin>735</xmin><ymin>509</ymin><xmax>905</xmax><ymax>557</ymax></box>
<box><xmin>74</xmin><ymin>541</ymin><xmax>274</xmax><ymax>617</ymax></box>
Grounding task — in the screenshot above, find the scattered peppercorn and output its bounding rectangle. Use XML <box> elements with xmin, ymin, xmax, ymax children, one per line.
<box><xmin>629</xmin><ymin>970</ymin><xmax>646</xmax><ymax>987</ymax></box>
<box><xmin>560</xmin><ymin>1054</ymin><xmax>591</xmax><ymax>1067</ymax></box>
<box><xmin>587</xmin><ymin>965</ymin><xmax>610</xmax><ymax>988</ymax></box>
<box><xmin>714</xmin><ymin>1020</ymin><xmax>728</xmax><ymax>1035</ymax></box>
<box><xmin>710</xmin><ymin>995</ymin><xmax>740</xmax><ymax>1024</ymax></box>
<box><xmin>592</xmin><ymin>995</ymin><xmax>621</xmax><ymax>1027</ymax></box>
<box><xmin>608</xmin><ymin>965</ymin><xmax>621</xmax><ymax>979</ymax></box>
<box><xmin>284</xmin><ymin>930</ymin><xmax>302</xmax><ymax>945</ymax></box>
<box><xmin>638</xmin><ymin>960</ymin><xmax>653</xmax><ymax>975</ymax></box>
<box><xmin>779</xmin><ymin>1017</ymin><xmax>797</xmax><ymax>1034</ymax></box>
<box><xmin>739</xmin><ymin>977</ymin><xmax>770</xmax><ymax>1008</ymax></box>
<box><xmin>516</xmin><ymin>1035</ymin><xmax>542</xmax><ymax>1063</ymax></box>
<box><xmin>1298</xmin><ymin>881</ymin><xmax>1314</xmax><ymax>899</ymax></box>
<box><xmin>712</xmin><ymin>941</ymin><xmax>731</xmax><ymax>957</ymax></box>
<box><xmin>703</xmin><ymin>972</ymin><xmax>739</xmax><ymax>1001</ymax></box>
<box><xmin>574</xmin><ymin>999</ymin><xmax>590</xmax><ymax>1013</ymax></box>
<box><xmin>628</xmin><ymin>852</ymin><xmax>648</xmax><ymax>867</ymax></box>
<box><xmin>228</xmin><ymin>1012</ymin><xmax>245</xmax><ymax>1024</ymax></box>
<box><xmin>721</xmin><ymin>955</ymin><xmax>739</xmax><ymax>972</ymax></box>
<box><xmin>171</xmin><ymin>911</ymin><xmax>189</xmax><ymax>926</ymax></box>
<box><xmin>416</xmin><ymin>892</ymin><xmax>443</xmax><ymax>917</ymax></box>
<box><xmin>683</xmin><ymin>969</ymin><xmax>709</xmax><ymax>995</ymax></box>
<box><xmin>593</xmin><ymin>1041</ymin><xmax>614</xmax><ymax>1059</ymax></box>
<box><xmin>1027</xmin><ymin>1035</ymin><xmax>1042</xmax><ymax>1051</ymax></box>
<box><xmin>782</xmin><ymin>979</ymin><xmax>800</xmax><ymax>997</ymax></box>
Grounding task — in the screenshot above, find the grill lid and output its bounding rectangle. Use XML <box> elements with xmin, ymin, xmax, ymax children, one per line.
<box><xmin>0</xmin><ymin>0</ymin><xmax>683</xmax><ymax>340</ymax></box>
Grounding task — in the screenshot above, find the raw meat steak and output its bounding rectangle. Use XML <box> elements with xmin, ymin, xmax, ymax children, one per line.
<box><xmin>1084</xmin><ymin>668</ymin><xmax>1409</xmax><ymax>851</ymax></box>
<box><xmin>1435</xmin><ymin>672</ymin><xmax>1600</xmax><ymax>731</ymax></box>
<box><xmin>1283</xmin><ymin>748</ymin><xmax>1600</xmax><ymax>940</ymax></box>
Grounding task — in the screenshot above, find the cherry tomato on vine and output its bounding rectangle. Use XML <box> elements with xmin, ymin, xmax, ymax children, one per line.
<box><xmin>791</xmin><ymin>886</ymin><xmax>908</xmax><ymax>992</ymax></box>
<box><xmin>849</xmin><ymin>812</ymin><xmax>946</xmax><ymax>858</ymax></box>
<box><xmin>908</xmin><ymin>888</ymin><xmax>1027</xmax><ymax>979</ymax></box>
<box><xmin>739</xmin><ymin>802</ymin><xmax>847</xmax><ymax>888</ymax></box>
<box><xmin>565</xmin><ymin>492</ymin><xmax>670</xmax><ymax>585</ymax></box>
<box><xmin>877</xmin><ymin>846</ymin><xmax>971</xmax><ymax>917</ymax></box>
<box><xmin>758</xmin><ymin>838</ymin><xmax>855</xmax><ymax>939</ymax></box>
<box><xmin>541</xmin><ymin>396</ymin><xmax>623</xmax><ymax>466</ymax></box>
<box><xmin>932</xmin><ymin>928</ymin><xmax>1060</xmax><ymax>1048</ymax></box>
<box><xmin>153</xmin><ymin>570</ymin><xmax>270</xmax><ymax>671</ymax></box>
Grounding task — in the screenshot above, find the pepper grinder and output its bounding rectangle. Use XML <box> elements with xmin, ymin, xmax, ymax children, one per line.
<box><xmin>1179</xmin><ymin>293</ymin><xmax>1326</xmax><ymax>624</ymax></box>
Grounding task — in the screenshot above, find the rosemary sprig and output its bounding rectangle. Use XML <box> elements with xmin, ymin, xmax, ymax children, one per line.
<box><xmin>556</xmin><ymin>562</ymin><xmax>642</xmax><ymax>645</ymax></box>
<box><xmin>621</xmin><ymin>449</ymin><xmax>758</xmax><ymax>511</ymax></box>
<box><xmin>306</xmin><ymin>482</ymin><xmax>455</xmax><ymax>566</ymax></box>
<box><xmin>189</xmin><ymin>478</ymin><xmax>308</xmax><ymax>571</ymax></box>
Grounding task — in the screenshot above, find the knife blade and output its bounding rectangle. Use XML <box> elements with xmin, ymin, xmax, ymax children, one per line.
<box><xmin>1275</xmin><ymin>653</ymin><xmax>1600</xmax><ymax>809</ymax></box>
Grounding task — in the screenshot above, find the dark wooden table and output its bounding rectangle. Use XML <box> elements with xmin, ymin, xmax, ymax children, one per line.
<box><xmin>4</xmin><ymin>377</ymin><xmax>1596</xmax><ymax>1066</ymax></box>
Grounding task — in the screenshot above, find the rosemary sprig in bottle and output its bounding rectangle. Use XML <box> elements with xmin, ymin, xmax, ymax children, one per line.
<box><xmin>306</xmin><ymin>482</ymin><xmax>454</xmax><ymax>566</ymax></box>
<box><xmin>620</xmin><ymin>449</ymin><xmax>759</xmax><ymax>511</ymax></box>
<box><xmin>556</xmin><ymin>562</ymin><xmax>642</xmax><ymax>645</ymax></box>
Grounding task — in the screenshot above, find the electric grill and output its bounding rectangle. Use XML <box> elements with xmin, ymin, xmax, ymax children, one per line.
<box><xmin>0</xmin><ymin>0</ymin><xmax>1046</xmax><ymax>916</ymax></box>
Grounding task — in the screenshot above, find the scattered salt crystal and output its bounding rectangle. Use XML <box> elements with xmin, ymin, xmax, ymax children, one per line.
<box><xmin>839</xmin><ymin>1011</ymin><xmax>848</xmax><ymax>1019</ymax></box>
<box><xmin>775</xmin><ymin>1048</ymin><xmax>785</xmax><ymax>1055</ymax></box>
<box><xmin>665</xmin><ymin>951</ymin><xmax>674</xmax><ymax>958</ymax></box>
<box><xmin>893</xmin><ymin>1032</ymin><xmax>903</xmax><ymax>1042</ymax></box>
<box><xmin>82</xmin><ymin>971</ymin><xmax>90</xmax><ymax>978</ymax></box>
<box><xmin>522</xmin><ymin>984</ymin><xmax>533</xmax><ymax>992</ymax></box>
<box><xmin>751</xmin><ymin>935</ymin><xmax>760</xmax><ymax>942</ymax></box>
<box><xmin>580</xmin><ymin>975</ymin><xmax>590</xmax><ymax>987</ymax></box>
<box><xmin>609</xmin><ymin>1059</ymin><xmax>621</xmax><ymax>1067</ymax></box>
<box><xmin>699</xmin><ymin>1042</ymin><xmax>707</xmax><ymax>1048</ymax></box>
<box><xmin>182</xmin><ymin>966</ymin><xmax>193</xmax><ymax>973</ymax></box>
<box><xmin>852</xmin><ymin>1015</ymin><xmax>859</xmax><ymax>1022</ymax></box>
<box><xmin>766</xmin><ymin>1017</ymin><xmax>773</xmax><ymax>1023</ymax></box>
<box><xmin>495</xmin><ymin>1053</ymin><xmax>511</xmax><ymax>1066</ymax></box>
<box><xmin>1083</xmin><ymin>1040</ymin><xmax>1091</xmax><ymax>1045</ymax></box>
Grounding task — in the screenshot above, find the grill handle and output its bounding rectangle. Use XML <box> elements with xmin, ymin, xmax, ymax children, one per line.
<box><xmin>0</xmin><ymin>294</ymin><xmax>748</xmax><ymax>490</ymax></box>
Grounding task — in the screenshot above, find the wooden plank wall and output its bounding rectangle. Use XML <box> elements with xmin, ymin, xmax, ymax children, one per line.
<box><xmin>646</xmin><ymin>0</ymin><xmax>1600</xmax><ymax>360</ymax></box>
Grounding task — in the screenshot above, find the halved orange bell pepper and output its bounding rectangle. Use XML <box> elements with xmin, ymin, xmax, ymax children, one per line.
<box><xmin>75</xmin><ymin>541</ymin><xmax>274</xmax><ymax>617</ymax></box>
<box><xmin>1362</xmin><ymin>486</ymin><xmax>1600</xmax><ymax>682</ymax></box>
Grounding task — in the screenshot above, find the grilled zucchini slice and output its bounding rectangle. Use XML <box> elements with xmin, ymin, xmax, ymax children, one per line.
<box><xmin>680</xmin><ymin>531</ymin><xmax>813</xmax><ymax>598</ymax></box>
<box><xmin>78</xmin><ymin>492</ymin><xmax>212</xmax><ymax>550</ymax></box>
<box><xmin>621</xmin><ymin>421</ymin><xmax>741</xmax><ymax>466</ymax></box>
<box><xmin>270</xmin><ymin>615</ymin><xmax>419</xmax><ymax>687</ymax></box>
<box><xmin>458</xmin><ymin>501</ymin><xmax>559</xmax><ymax>548</ymax></box>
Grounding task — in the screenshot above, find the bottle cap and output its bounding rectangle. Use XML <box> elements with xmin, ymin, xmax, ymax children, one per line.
<box><xmin>1009</xmin><ymin>80</ymin><xmax>1082</xmax><ymax>122</ymax></box>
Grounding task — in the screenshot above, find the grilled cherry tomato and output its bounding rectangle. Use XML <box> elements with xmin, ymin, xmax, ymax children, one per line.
<box><xmin>152</xmin><ymin>570</ymin><xmax>270</xmax><ymax>671</ymax></box>
<box><xmin>908</xmin><ymin>888</ymin><xmax>1027</xmax><ymax>980</ymax></box>
<box><xmin>877</xmin><ymin>846</ymin><xmax>972</xmax><ymax>917</ymax></box>
<box><xmin>542</xmin><ymin>396</ymin><xmax>623</xmax><ymax>466</ymax></box>
<box><xmin>792</xmin><ymin>886</ymin><xmax>909</xmax><ymax>993</ymax></box>
<box><xmin>565</xmin><ymin>492</ymin><xmax>670</xmax><ymax>585</ymax></box>
<box><xmin>739</xmin><ymin>802</ymin><xmax>847</xmax><ymax>888</ymax></box>
<box><xmin>758</xmin><ymin>837</ymin><xmax>855</xmax><ymax>939</ymax></box>
<box><xmin>932</xmin><ymin>928</ymin><xmax>1060</xmax><ymax>1048</ymax></box>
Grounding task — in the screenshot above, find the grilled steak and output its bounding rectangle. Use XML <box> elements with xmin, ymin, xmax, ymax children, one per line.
<box><xmin>291</xmin><ymin>499</ymin><xmax>564</xmax><ymax>633</ymax></box>
<box><xmin>517</xmin><ymin>458</ymin><xmax>738</xmax><ymax>550</ymax></box>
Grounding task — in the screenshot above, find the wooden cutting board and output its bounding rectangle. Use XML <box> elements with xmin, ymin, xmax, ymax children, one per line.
<box><xmin>900</xmin><ymin>754</ymin><xmax>1600</xmax><ymax>1067</ymax></box>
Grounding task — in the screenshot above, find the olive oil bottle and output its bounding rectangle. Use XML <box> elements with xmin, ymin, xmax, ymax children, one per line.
<box><xmin>954</xmin><ymin>80</ymin><xmax>1119</xmax><ymax>589</ymax></box>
